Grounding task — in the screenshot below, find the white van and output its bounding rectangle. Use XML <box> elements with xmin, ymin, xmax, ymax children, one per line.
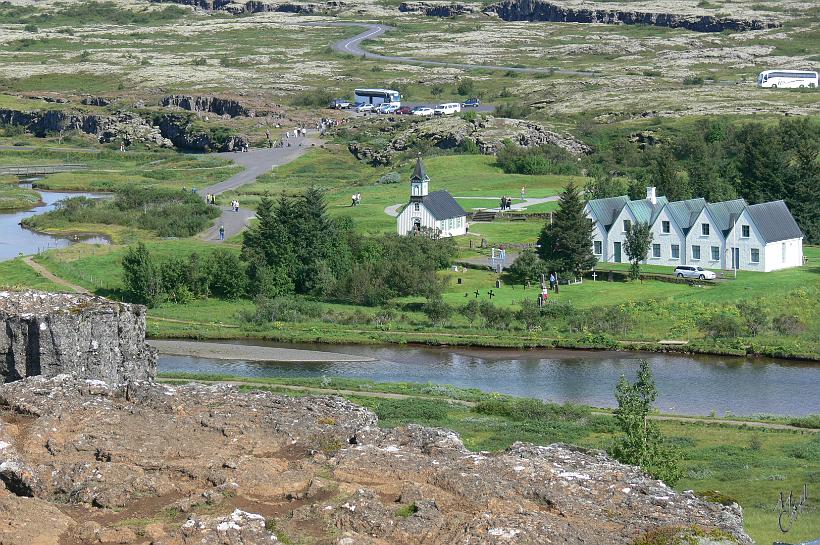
<box><xmin>757</xmin><ymin>70</ymin><xmax>818</xmax><ymax>89</ymax></box>
<box><xmin>433</xmin><ymin>103</ymin><xmax>461</xmax><ymax>115</ymax></box>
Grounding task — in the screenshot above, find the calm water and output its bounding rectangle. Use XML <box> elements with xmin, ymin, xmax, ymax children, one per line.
<box><xmin>159</xmin><ymin>341</ymin><xmax>820</xmax><ymax>416</ymax></box>
<box><xmin>0</xmin><ymin>188</ymin><xmax>109</xmax><ymax>261</ymax></box>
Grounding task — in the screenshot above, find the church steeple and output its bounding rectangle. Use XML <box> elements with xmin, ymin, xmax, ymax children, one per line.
<box><xmin>410</xmin><ymin>156</ymin><xmax>429</xmax><ymax>202</ymax></box>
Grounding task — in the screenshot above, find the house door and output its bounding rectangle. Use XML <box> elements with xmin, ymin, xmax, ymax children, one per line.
<box><xmin>412</xmin><ymin>218</ymin><xmax>421</xmax><ymax>232</ymax></box>
<box><xmin>613</xmin><ymin>242</ymin><xmax>622</xmax><ymax>263</ymax></box>
<box><xmin>731</xmin><ymin>247</ymin><xmax>739</xmax><ymax>270</ymax></box>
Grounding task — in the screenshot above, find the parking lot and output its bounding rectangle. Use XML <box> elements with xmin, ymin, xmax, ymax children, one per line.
<box><xmin>334</xmin><ymin>99</ymin><xmax>495</xmax><ymax>117</ymax></box>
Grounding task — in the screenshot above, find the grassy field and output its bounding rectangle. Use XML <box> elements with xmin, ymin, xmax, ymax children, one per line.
<box><xmin>0</xmin><ymin>181</ymin><xmax>41</xmax><ymax>209</ymax></box>
<box><xmin>158</xmin><ymin>373</ymin><xmax>820</xmax><ymax>545</ymax></box>
<box><xmin>0</xmin><ymin>257</ymin><xmax>68</xmax><ymax>291</ymax></box>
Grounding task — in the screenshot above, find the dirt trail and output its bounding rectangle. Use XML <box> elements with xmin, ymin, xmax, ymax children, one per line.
<box><xmin>22</xmin><ymin>256</ymin><xmax>89</xmax><ymax>293</ymax></box>
<box><xmin>161</xmin><ymin>378</ymin><xmax>818</xmax><ymax>432</ymax></box>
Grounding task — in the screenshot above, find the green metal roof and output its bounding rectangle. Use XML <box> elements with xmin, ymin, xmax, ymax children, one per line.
<box><xmin>705</xmin><ymin>198</ymin><xmax>747</xmax><ymax>236</ymax></box>
<box><xmin>586</xmin><ymin>195</ymin><xmax>629</xmax><ymax>230</ymax></box>
<box><xmin>665</xmin><ymin>198</ymin><xmax>706</xmax><ymax>234</ymax></box>
<box><xmin>625</xmin><ymin>196</ymin><xmax>668</xmax><ymax>225</ymax></box>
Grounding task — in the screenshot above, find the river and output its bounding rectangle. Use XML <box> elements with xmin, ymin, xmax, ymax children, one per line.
<box><xmin>158</xmin><ymin>340</ymin><xmax>820</xmax><ymax>417</ymax></box>
<box><xmin>0</xmin><ymin>187</ymin><xmax>109</xmax><ymax>261</ymax></box>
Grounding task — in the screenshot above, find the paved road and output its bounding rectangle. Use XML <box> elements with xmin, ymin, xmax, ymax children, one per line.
<box><xmin>309</xmin><ymin>22</ymin><xmax>597</xmax><ymax>77</ymax></box>
<box><xmin>199</xmin><ymin>135</ymin><xmax>319</xmax><ymax>242</ymax></box>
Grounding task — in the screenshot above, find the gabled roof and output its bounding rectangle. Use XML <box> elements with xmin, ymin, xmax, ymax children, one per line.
<box><xmin>705</xmin><ymin>198</ymin><xmax>747</xmax><ymax>236</ymax></box>
<box><xmin>422</xmin><ymin>191</ymin><xmax>466</xmax><ymax>220</ymax></box>
<box><xmin>586</xmin><ymin>195</ymin><xmax>629</xmax><ymax>231</ymax></box>
<box><xmin>410</xmin><ymin>157</ymin><xmax>429</xmax><ymax>183</ymax></box>
<box><xmin>665</xmin><ymin>198</ymin><xmax>706</xmax><ymax>234</ymax></box>
<box><xmin>625</xmin><ymin>196</ymin><xmax>668</xmax><ymax>225</ymax></box>
<box><xmin>746</xmin><ymin>200</ymin><xmax>803</xmax><ymax>243</ymax></box>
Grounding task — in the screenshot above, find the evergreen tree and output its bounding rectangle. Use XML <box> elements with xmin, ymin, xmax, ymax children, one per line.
<box><xmin>241</xmin><ymin>194</ymin><xmax>297</xmax><ymax>297</ymax></box>
<box><xmin>121</xmin><ymin>242</ymin><xmax>162</xmax><ymax>307</ymax></box>
<box><xmin>623</xmin><ymin>222</ymin><xmax>653</xmax><ymax>280</ymax></box>
<box><xmin>650</xmin><ymin>147</ymin><xmax>691</xmax><ymax>201</ymax></box>
<box><xmin>610</xmin><ymin>361</ymin><xmax>682</xmax><ymax>485</ymax></box>
<box><xmin>537</xmin><ymin>181</ymin><xmax>597</xmax><ymax>276</ymax></box>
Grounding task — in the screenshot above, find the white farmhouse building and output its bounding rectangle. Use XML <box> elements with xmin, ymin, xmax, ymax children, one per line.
<box><xmin>396</xmin><ymin>158</ymin><xmax>467</xmax><ymax>238</ymax></box>
<box><xmin>585</xmin><ymin>187</ymin><xmax>803</xmax><ymax>272</ymax></box>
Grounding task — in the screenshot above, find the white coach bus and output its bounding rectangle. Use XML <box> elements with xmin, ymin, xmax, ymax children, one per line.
<box><xmin>354</xmin><ymin>88</ymin><xmax>401</xmax><ymax>107</ymax></box>
<box><xmin>757</xmin><ymin>70</ymin><xmax>818</xmax><ymax>89</ymax></box>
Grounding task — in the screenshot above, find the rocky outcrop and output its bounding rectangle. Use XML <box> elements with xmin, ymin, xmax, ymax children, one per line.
<box><xmin>347</xmin><ymin>114</ymin><xmax>590</xmax><ymax>165</ymax></box>
<box><xmin>485</xmin><ymin>0</ymin><xmax>781</xmax><ymax>32</ymax></box>
<box><xmin>150</xmin><ymin>0</ymin><xmax>346</xmax><ymax>15</ymax></box>
<box><xmin>80</xmin><ymin>96</ymin><xmax>111</xmax><ymax>107</ymax></box>
<box><xmin>0</xmin><ymin>374</ymin><xmax>752</xmax><ymax>544</ymax></box>
<box><xmin>162</xmin><ymin>94</ymin><xmax>252</xmax><ymax>118</ymax></box>
<box><xmin>0</xmin><ymin>108</ymin><xmax>103</xmax><ymax>137</ymax></box>
<box><xmin>398</xmin><ymin>1</ymin><xmax>476</xmax><ymax>16</ymax></box>
<box><xmin>154</xmin><ymin>113</ymin><xmax>249</xmax><ymax>151</ymax></box>
<box><xmin>0</xmin><ymin>291</ymin><xmax>156</xmax><ymax>385</ymax></box>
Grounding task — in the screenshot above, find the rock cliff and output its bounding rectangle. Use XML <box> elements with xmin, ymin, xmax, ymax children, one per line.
<box><xmin>485</xmin><ymin>0</ymin><xmax>781</xmax><ymax>32</ymax></box>
<box><xmin>0</xmin><ymin>291</ymin><xmax>156</xmax><ymax>385</ymax></box>
<box><xmin>150</xmin><ymin>0</ymin><xmax>347</xmax><ymax>15</ymax></box>
<box><xmin>398</xmin><ymin>2</ymin><xmax>477</xmax><ymax>16</ymax></box>
<box><xmin>162</xmin><ymin>95</ymin><xmax>252</xmax><ymax>118</ymax></box>
<box><xmin>0</xmin><ymin>375</ymin><xmax>751</xmax><ymax>545</ymax></box>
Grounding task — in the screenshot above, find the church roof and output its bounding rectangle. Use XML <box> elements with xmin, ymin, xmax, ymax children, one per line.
<box><xmin>410</xmin><ymin>157</ymin><xmax>430</xmax><ymax>182</ymax></box>
<box><xmin>422</xmin><ymin>191</ymin><xmax>466</xmax><ymax>220</ymax></box>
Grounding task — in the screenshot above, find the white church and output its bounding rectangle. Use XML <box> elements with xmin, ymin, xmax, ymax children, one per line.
<box><xmin>585</xmin><ymin>187</ymin><xmax>804</xmax><ymax>272</ymax></box>
<box><xmin>396</xmin><ymin>158</ymin><xmax>467</xmax><ymax>238</ymax></box>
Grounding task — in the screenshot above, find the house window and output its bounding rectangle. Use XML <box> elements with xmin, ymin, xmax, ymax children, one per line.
<box><xmin>652</xmin><ymin>244</ymin><xmax>661</xmax><ymax>258</ymax></box>
<box><xmin>414</xmin><ymin>202</ymin><xmax>420</xmax><ymax>211</ymax></box>
<box><xmin>671</xmin><ymin>244</ymin><xmax>680</xmax><ymax>259</ymax></box>
<box><xmin>448</xmin><ymin>218</ymin><xmax>453</xmax><ymax>229</ymax></box>
<box><xmin>701</xmin><ymin>223</ymin><xmax>710</xmax><ymax>236</ymax></box>
<box><xmin>692</xmin><ymin>245</ymin><xmax>701</xmax><ymax>260</ymax></box>
<box><xmin>741</xmin><ymin>225</ymin><xmax>750</xmax><ymax>238</ymax></box>
<box><xmin>623</xmin><ymin>219</ymin><xmax>631</xmax><ymax>232</ymax></box>
<box><xmin>751</xmin><ymin>248</ymin><xmax>760</xmax><ymax>263</ymax></box>
<box><xmin>594</xmin><ymin>241</ymin><xmax>602</xmax><ymax>255</ymax></box>
<box><xmin>661</xmin><ymin>221</ymin><xmax>670</xmax><ymax>234</ymax></box>
<box><xmin>782</xmin><ymin>242</ymin><xmax>786</xmax><ymax>262</ymax></box>
<box><xmin>711</xmin><ymin>246</ymin><xmax>720</xmax><ymax>261</ymax></box>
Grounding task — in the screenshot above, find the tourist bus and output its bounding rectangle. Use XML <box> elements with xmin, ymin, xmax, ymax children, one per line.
<box><xmin>757</xmin><ymin>70</ymin><xmax>818</xmax><ymax>89</ymax></box>
<box><xmin>353</xmin><ymin>88</ymin><xmax>401</xmax><ymax>107</ymax></box>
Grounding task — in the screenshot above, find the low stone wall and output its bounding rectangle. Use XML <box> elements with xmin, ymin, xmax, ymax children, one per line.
<box><xmin>0</xmin><ymin>291</ymin><xmax>156</xmax><ymax>384</ymax></box>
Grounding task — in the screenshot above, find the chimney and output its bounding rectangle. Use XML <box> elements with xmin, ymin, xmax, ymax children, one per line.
<box><xmin>646</xmin><ymin>186</ymin><xmax>657</xmax><ymax>205</ymax></box>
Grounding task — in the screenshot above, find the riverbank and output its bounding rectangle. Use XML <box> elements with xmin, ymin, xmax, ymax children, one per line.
<box><xmin>148</xmin><ymin>339</ymin><xmax>375</xmax><ymax>362</ymax></box>
<box><xmin>0</xmin><ymin>182</ymin><xmax>41</xmax><ymax>210</ymax></box>
<box><xmin>157</xmin><ymin>372</ymin><xmax>820</xmax><ymax>545</ymax></box>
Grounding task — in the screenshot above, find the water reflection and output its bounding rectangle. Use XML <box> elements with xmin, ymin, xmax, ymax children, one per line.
<box><xmin>159</xmin><ymin>340</ymin><xmax>820</xmax><ymax>416</ymax></box>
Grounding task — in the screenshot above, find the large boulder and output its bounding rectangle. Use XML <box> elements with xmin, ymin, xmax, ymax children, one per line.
<box><xmin>0</xmin><ymin>290</ymin><xmax>156</xmax><ymax>384</ymax></box>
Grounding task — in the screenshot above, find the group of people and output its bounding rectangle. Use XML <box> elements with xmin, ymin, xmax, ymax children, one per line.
<box><xmin>285</xmin><ymin>127</ymin><xmax>308</xmax><ymax>139</ymax></box>
<box><xmin>205</xmin><ymin>193</ymin><xmax>217</xmax><ymax>205</ymax></box>
<box><xmin>230</xmin><ymin>200</ymin><xmax>240</xmax><ymax>212</ymax></box>
<box><xmin>499</xmin><ymin>196</ymin><xmax>514</xmax><ymax>211</ymax></box>
<box><xmin>316</xmin><ymin>118</ymin><xmax>341</xmax><ymax>136</ymax></box>
<box><xmin>350</xmin><ymin>193</ymin><xmax>362</xmax><ymax>206</ymax></box>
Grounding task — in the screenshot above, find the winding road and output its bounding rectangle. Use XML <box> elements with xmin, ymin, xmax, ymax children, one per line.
<box><xmin>309</xmin><ymin>22</ymin><xmax>597</xmax><ymax>77</ymax></box>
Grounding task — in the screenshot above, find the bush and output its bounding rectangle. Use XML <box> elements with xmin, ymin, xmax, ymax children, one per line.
<box><xmin>496</xmin><ymin>142</ymin><xmax>580</xmax><ymax>176</ymax></box>
<box><xmin>373</xmin><ymin>398</ymin><xmax>448</xmax><ymax>423</ymax></box>
<box><xmin>568</xmin><ymin>306</ymin><xmax>634</xmax><ymax>336</ymax></box>
<box><xmin>773</xmin><ymin>314</ymin><xmax>806</xmax><ymax>335</ymax></box>
<box><xmin>474</xmin><ymin>397</ymin><xmax>590</xmax><ymax>422</ymax></box>
<box><xmin>494</xmin><ymin>103</ymin><xmax>532</xmax><ymax>119</ymax></box>
<box><xmin>248</xmin><ymin>296</ymin><xmax>323</xmax><ymax>324</ymax></box>
<box><xmin>207</xmin><ymin>249</ymin><xmax>246</xmax><ymax>299</ymax></box>
<box><xmin>506</xmin><ymin>249</ymin><xmax>548</xmax><ymax>285</ymax></box>
<box><xmin>736</xmin><ymin>301</ymin><xmax>769</xmax><ymax>336</ymax></box>
<box><xmin>456</xmin><ymin>78</ymin><xmax>475</xmax><ymax>96</ymax></box>
<box><xmin>683</xmin><ymin>75</ymin><xmax>705</xmax><ymax>86</ymax></box>
<box><xmin>291</xmin><ymin>89</ymin><xmax>335</xmax><ymax>107</ymax></box>
<box><xmin>457</xmin><ymin>137</ymin><xmax>479</xmax><ymax>154</ymax></box>
<box><xmin>377</xmin><ymin>172</ymin><xmax>401</xmax><ymax>184</ymax></box>
<box><xmin>700</xmin><ymin>311</ymin><xmax>744</xmax><ymax>338</ymax></box>
<box><xmin>479</xmin><ymin>301</ymin><xmax>514</xmax><ymax>329</ymax></box>
<box><xmin>423</xmin><ymin>297</ymin><xmax>453</xmax><ymax>325</ymax></box>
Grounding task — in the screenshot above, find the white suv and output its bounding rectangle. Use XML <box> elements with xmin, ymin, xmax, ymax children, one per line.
<box><xmin>434</xmin><ymin>103</ymin><xmax>461</xmax><ymax>115</ymax></box>
<box><xmin>674</xmin><ymin>266</ymin><xmax>716</xmax><ymax>280</ymax></box>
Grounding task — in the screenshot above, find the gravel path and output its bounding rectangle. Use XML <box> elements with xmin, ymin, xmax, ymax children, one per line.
<box><xmin>199</xmin><ymin>134</ymin><xmax>320</xmax><ymax>242</ymax></box>
<box><xmin>310</xmin><ymin>22</ymin><xmax>597</xmax><ymax>76</ymax></box>
<box><xmin>148</xmin><ymin>339</ymin><xmax>376</xmax><ymax>362</ymax></box>
<box><xmin>22</xmin><ymin>256</ymin><xmax>89</xmax><ymax>294</ymax></box>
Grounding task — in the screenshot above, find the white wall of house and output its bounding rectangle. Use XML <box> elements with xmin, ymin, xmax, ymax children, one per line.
<box><xmin>396</xmin><ymin>202</ymin><xmax>466</xmax><ymax>238</ymax></box>
<box><xmin>647</xmin><ymin>207</ymin><xmax>686</xmax><ymax>267</ymax></box>
<box><xmin>589</xmin><ymin>218</ymin><xmax>608</xmax><ymax>262</ymax></box>
<box><xmin>687</xmin><ymin>208</ymin><xmax>726</xmax><ymax>270</ymax></box>
<box><xmin>607</xmin><ymin>206</ymin><xmax>638</xmax><ymax>264</ymax></box>
<box><xmin>724</xmin><ymin>210</ymin><xmax>803</xmax><ymax>272</ymax></box>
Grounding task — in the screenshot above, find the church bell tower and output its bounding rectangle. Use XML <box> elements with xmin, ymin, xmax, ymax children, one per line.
<box><xmin>409</xmin><ymin>157</ymin><xmax>429</xmax><ymax>202</ymax></box>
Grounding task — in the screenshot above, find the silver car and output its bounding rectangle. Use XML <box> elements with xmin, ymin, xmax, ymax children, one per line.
<box><xmin>674</xmin><ymin>266</ymin><xmax>716</xmax><ymax>280</ymax></box>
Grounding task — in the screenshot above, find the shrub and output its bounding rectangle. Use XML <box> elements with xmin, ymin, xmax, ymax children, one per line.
<box><xmin>377</xmin><ymin>172</ymin><xmax>401</xmax><ymax>184</ymax></box>
<box><xmin>290</xmin><ymin>89</ymin><xmax>335</xmax><ymax>107</ymax></box>
<box><xmin>773</xmin><ymin>314</ymin><xmax>806</xmax><ymax>335</ymax></box>
<box><xmin>474</xmin><ymin>397</ymin><xmax>590</xmax><ymax>422</ymax></box>
<box><xmin>736</xmin><ymin>301</ymin><xmax>769</xmax><ymax>336</ymax></box>
<box><xmin>479</xmin><ymin>301</ymin><xmax>514</xmax><ymax>329</ymax></box>
<box><xmin>496</xmin><ymin>142</ymin><xmax>580</xmax><ymax>176</ymax></box>
<box><xmin>456</xmin><ymin>137</ymin><xmax>479</xmax><ymax>154</ymax></box>
<box><xmin>373</xmin><ymin>399</ymin><xmax>448</xmax><ymax>423</ymax></box>
<box><xmin>696</xmin><ymin>490</ymin><xmax>738</xmax><ymax>506</ymax></box>
<box><xmin>494</xmin><ymin>103</ymin><xmax>531</xmax><ymax>119</ymax></box>
<box><xmin>248</xmin><ymin>296</ymin><xmax>323</xmax><ymax>324</ymax></box>
<box><xmin>700</xmin><ymin>311</ymin><xmax>744</xmax><ymax>338</ymax></box>
<box><xmin>423</xmin><ymin>297</ymin><xmax>453</xmax><ymax>326</ymax></box>
<box><xmin>456</xmin><ymin>78</ymin><xmax>475</xmax><ymax>96</ymax></box>
<box><xmin>683</xmin><ymin>75</ymin><xmax>705</xmax><ymax>85</ymax></box>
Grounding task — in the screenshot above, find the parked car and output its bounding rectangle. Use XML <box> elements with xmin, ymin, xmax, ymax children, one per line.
<box><xmin>412</xmin><ymin>107</ymin><xmax>434</xmax><ymax>116</ymax></box>
<box><xmin>674</xmin><ymin>266</ymin><xmax>716</xmax><ymax>280</ymax></box>
<box><xmin>356</xmin><ymin>103</ymin><xmax>374</xmax><ymax>113</ymax></box>
<box><xmin>330</xmin><ymin>98</ymin><xmax>351</xmax><ymax>109</ymax></box>
<box><xmin>396</xmin><ymin>106</ymin><xmax>414</xmax><ymax>115</ymax></box>
<box><xmin>377</xmin><ymin>104</ymin><xmax>400</xmax><ymax>114</ymax></box>
<box><xmin>462</xmin><ymin>98</ymin><xmax>481</xmax><ymax>108</ymax></box>
<box><xmin>434</xmin><ymin>103</ymin><xmax>461</xmax><ymax>115</ymax></box>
